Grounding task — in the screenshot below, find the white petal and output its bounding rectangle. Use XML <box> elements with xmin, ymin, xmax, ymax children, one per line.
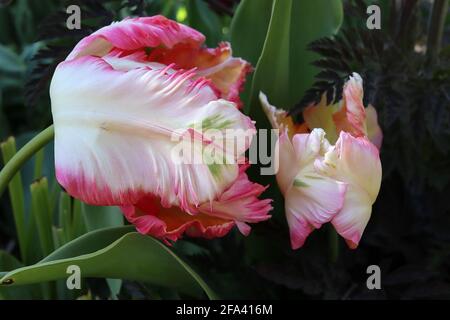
<box><xmin>51</xmin><ymin>56</ymin><xmax>255</xmax><ymax>210</ymax></box>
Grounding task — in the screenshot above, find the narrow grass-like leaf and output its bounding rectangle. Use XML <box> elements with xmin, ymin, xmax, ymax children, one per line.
<box><xmin>30</xmin><ymin>177</ymin><xmax>54</xmax><ymax>257</ymax></box>
<box><xmin>1</xmin><ymin>137</ymin><xmax>27</xmax><ymax>262</ymax></box>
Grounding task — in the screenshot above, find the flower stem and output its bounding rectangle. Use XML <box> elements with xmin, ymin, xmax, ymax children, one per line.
<box><xmin>0</xmin><ymin>125</ymin><xmax>54</xmax><ymax>198</ymax></box>
<box><xmin>426</xmin><ymin>0</ymin><xmax>449</xmax><ymax>64</ymax></box>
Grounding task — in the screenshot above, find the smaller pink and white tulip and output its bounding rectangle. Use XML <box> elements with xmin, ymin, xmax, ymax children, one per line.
<box><xmin>260</xmin><ymin>90</ymin><xmax>382</xmax><ymax>249</ymax></box>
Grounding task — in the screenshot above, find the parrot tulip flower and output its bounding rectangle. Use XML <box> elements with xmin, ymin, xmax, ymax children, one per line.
<box><xmin>260</xmin><ymin>89</ymin><xmax>381</xmax><ymax>249</ymax></box>
<box><xmin>50</xmin><ymin>16</ymin><xmax>271</xmax><ymax>241</ymax></box>
<box><xmin>303</xmin><ymin>73</ymin><xmax>383</xmax><ymax>149</ymax></box>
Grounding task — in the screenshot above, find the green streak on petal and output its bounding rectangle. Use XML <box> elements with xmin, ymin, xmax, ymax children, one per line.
<box><xmin>303</xmin><ymin>175</ymin><xmax>324</xmax><ymax>180</ymax></box>
<box><xmin>208</xmin><ymin>163</ymin><xmax>222</xmax><ymax>179</ymax></box>
<box><xmin>293</xmin><ymin>179</ymin><xmax>310</xmax><ymax>188</ymax></box>
<box><xmin>191</xmin><ymin>114</ymin><xmax>235</xmax><ymax>131</ymax></box>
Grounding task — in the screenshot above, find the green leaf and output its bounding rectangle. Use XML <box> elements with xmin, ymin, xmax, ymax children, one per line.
<box><xmin>187</xmin><ymin>0</ymin><xmax>222</xmax><ymax>47</ymax></box>
<box><xmin>247</xmin><ymin>0</ymin><xmax>343</xmax><ymax>118</ymax></box>
<box><xmin>0</xmin><ymin>226</ymin><xmax>218</xmax><ymax>299</ymax></box>
<box><xmin>58</xmin><ymin>191</ymin><xmax>71</xmax><ymax>244</ymax></box>
<box><xmin>230</xmin><ymin>0</ymin><xmax>274</xmax><ymax>66</ymax></box>
<box><xmin>230</xmin><ymin>0</ymin><xmax>274</xmax><ymax>107</ymax></box>
<box><xmin>81</xmin><ymin>203</ymin><xmax>124</xmax><ymax>299</ymax></box>
<box><xmin>0</xmin><ymin>251</ymin><xmax>35</xmax><ymax>299</ymax></box>
<box><xmin>30</xmin><ymin>177</ymin><xmax>54</xmax><ymax>257</ymax></box>
<box><xmin>1</xmin><ymin>137</ymin><xmax>27</xmax><ymax>262</ymax></box>
<box><xmin>71</xmin><ymin>199</ymin><xmax>87</xmax><ymax>240</ymax></box>
<box><xmin>82</xmin><ymin>204</ymin><xmax>124</xmax><ymax>232</ymax></box>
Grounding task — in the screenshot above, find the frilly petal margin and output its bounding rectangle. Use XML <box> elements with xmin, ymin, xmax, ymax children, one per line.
<box><xmin>150</xmin><ymin>42</ymin><xmax>252</xmax><ymax>107</ymax></box>
<box><xmin>332</xmin><ymin>73</ymin><xmax>367</xmax><ymax>138</ymax></box>
<box><xmin>66</xmin><ymin>17</ymin><xmax>251</xmax><ymax>107</ymax></box>
<box><xmin>67</xmin><ymin>15</ymin><xmax>205</xmax><ymax>60</ymax></box>
<box><xmin>259</xmin><ymin>92</ymin><xmax>309</xmax><ymax>137</ymax></box>
<box><xmin>121</xmin><ymin>166</ymin><xmax>272</xmax><ymax>243</ymax></box>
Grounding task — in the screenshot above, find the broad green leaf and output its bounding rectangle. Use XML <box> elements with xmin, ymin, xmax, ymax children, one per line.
<box><xmin>248</xmin><ymin>0</ymin><xmax>343</xmax><ymax>119</ymax></box>
<box><xmin>230</xmin><ymin>0</ymin><xmax>274</xmax><ymax>108</ymax></box>
<box><xmin>0</xmin><ymin>251</ymin><xmax>35</xmax><ymax>299</ymax></box>
<box><xmin>82</xmin><ymin>203</ymin><xmax>124</xmax><ymax>298</ymax></box>
<box><xmin>230</xmin><ymin>0</ymin><xmax>274</xmax><ymax>66</ymax></box>
<box><xmin>0</xmin><ymin>226</ymin><xmax>217</xmax><ymax>299</ymax></box>
<box><xmin>188</xmin><ymin>0</ymin><xmax>222</xmax><ymax>47</ymax></box>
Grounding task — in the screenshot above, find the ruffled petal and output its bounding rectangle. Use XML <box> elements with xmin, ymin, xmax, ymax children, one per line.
<box><xmin>275</xmin><ymin>132</ymin><xmax>298</xmax><ymax>194</ymax></box>
<box><xmin>259</xmin><ymin>92</ymin><xmax>309</xmax><ymax>137</ymax></box>
<box><xmin>67</xmin><ymin>16</ymin><xmax>205</xmax><ymax>60</ymax></box>
<box><xmin>121</xmin><ymin>196</ymin><xmax>234</xmax><ymax>243</ymax></box>
<box><xmin>332</xmin><ymin>73</ymin><xmax>367</xmax><ymax>138</ymax></box>
<box><xmin>316</xmin><ymin>132</ymin><xmax>382</xmax><ymax>248</ymax></box>
<box><xmin>281</xmin><ymin>129</ymin><xmax>346</xmax><ymax>249</ymax></box>
<box><xmin>285</xmin><ymin>171</ymin><xmax>346</xmax><ymax>249</ymax></box>
<box><xmin>331</xmin><ymin>184</ymin><xmax>372</xmax><ymax>249</ymax></box>
<box><xmin>150</xmin><ymin>42</ymin><xmax>251</xmax><ymax>107</ymax></box>
<box><xmin>291</xmin><ymin>128</ymin><xmax>331</xmax><ymax>167</ymax></box>
<box><xmin>121</xmin><ymin>166</ymin><xmax>271</xmax><ymax>242</ymax></box>
<box><xmin>197</xmin><ymin>165</ymin><xmax>272</xmax><ymax>229</ymax></box>
<box><xmin>333</xmin><ymin>132</ymin><xmax>382</xmax><ymax>201</ymax></box>
<box><xmin>51</xmin><ymin>56</ymin><xmax>255</xmax><ymax>210</ymax></box>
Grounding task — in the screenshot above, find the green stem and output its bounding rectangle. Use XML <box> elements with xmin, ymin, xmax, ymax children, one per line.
<box><xmin>0</xmin><ymin>125</ymin><xmax>54</xmax><ymax>198</ymax></box>
<box><xmin>426</xmin><ymin>0</ymin><xmax>449</xmax><ymax>64</ymax></box>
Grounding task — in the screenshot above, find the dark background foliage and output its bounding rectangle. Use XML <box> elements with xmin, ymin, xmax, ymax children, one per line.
<box><xmin>1</xmin><ymin>0</ymin><xmax>449</xmax><ymax>299</ymax></box>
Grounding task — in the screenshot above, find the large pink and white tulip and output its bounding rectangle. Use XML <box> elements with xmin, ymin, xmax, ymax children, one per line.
<box><xmin>50</xmin><ymin>16</ymin><xmax>271</xmax><ymax>241</ymax></box>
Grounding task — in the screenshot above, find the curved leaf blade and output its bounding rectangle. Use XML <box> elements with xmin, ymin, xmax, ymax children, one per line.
<box><xmin>230</xmin><ymin>0</ymin><xmax>274</xmax><ymax>66</ymax></box>
<box><xmin>0</xmin><ymin>227</ymin><xmax>217</xmax><ymax>299</ymax></box>
<box><xmin>248</xmin><ymin>0</ymin><xmax>343</xmax><ymax>118</ymax></box>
